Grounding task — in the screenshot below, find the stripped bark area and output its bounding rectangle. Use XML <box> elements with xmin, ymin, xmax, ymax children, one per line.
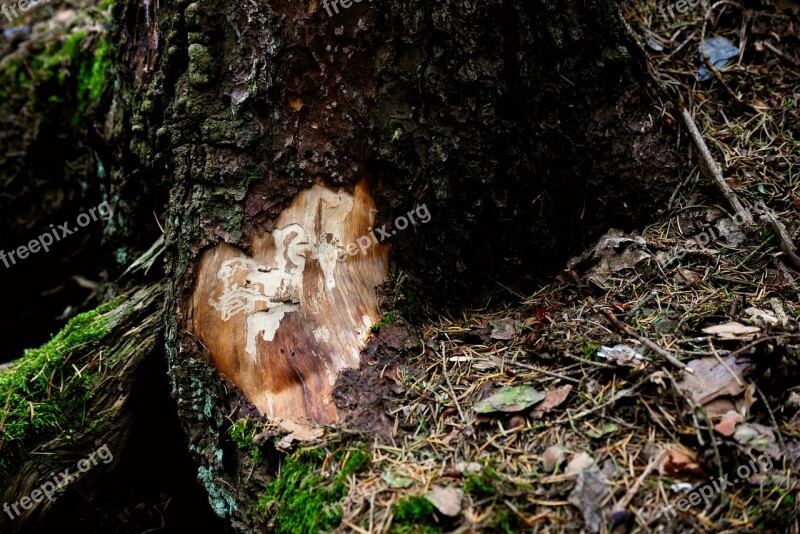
<box><xmin>189</xmin><ymin>181</ymin><xmax>388</xmax><ymax>423</ymax></box>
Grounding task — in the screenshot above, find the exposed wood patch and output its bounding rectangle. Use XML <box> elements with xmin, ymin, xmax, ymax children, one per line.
<box><xmin>189</xmin><ymin>181</ymin><xmax>388</xmax><ymax>423</ymax></box>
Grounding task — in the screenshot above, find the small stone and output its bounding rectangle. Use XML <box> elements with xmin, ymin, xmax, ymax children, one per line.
<box><xmin>542</xmin><ymin>445</ymin><xmax>564</xmax><ymax>473</ymax></box>
<box><xmin>504</xmin><ymin>415</ymin><xmax>525</xmax><ymax>430</ymax></box>
<box><xmin>565</xmin><ymin>452</ymin><xmax>595</xmax><ymax>476</ymax></box>
<box><xmin>425</xmin><ymin>486</ymin><xmax>463</xmax><ymax>517</ymax></box>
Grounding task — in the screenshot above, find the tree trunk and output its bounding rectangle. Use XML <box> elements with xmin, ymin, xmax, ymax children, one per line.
<box><xmin>144</xmin><ymin>0</ymin><xmax>679</xmax><ymax>528</ymax></box>
<box><xmin>0</xmin><ymin>284</ymin><xmax>163</xmax><ymax>532</ymax></box>
<box><xmin>1</xmin><ymin>0</ymin><xmax>682</xmax><ymax>530</ymax></box>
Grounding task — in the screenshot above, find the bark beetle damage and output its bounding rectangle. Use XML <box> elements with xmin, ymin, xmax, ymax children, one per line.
<box><xmin>189</xmin><ymin>181</ymin><xmax>388</xmax><ymax>423</ymax></box>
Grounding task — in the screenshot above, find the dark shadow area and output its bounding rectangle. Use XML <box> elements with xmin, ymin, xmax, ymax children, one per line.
<box><xmin>35</xmin><ymin>349</ymin><xmax>230</xmax><ymax>533</ymax></box>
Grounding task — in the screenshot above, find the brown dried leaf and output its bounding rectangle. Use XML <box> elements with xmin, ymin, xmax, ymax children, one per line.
<box><xmin>676</xmin><ymin>356</ymin><xmax>753</xmax><ymax>405</ymax></box>
<box><xmin>657</xmin><ymin>445</ymin><xmax>704</xmax><ymax>476</ymax></box>
<box><xmin>565</xmin><ymin>229</ymin><xmax>651</xmax><ymax>283</ymax></box>
<box><xmin>702</xmin><ymin>321</ymin><xmax>761</xmax><ymax>340</ymax></box>
<box><xmin>274</xmin><ymin>417</ymin><xmax>324</xmax><ymax>450</ymax></box>
<box><xmin>490</xmin><ymin>317</ymin><xmax>517</xmax><ymax>340</ymax></box>
<box><xmin>703</xmin><ymin>397</ymin><xmax>738</xmax><ymax>417</ymax></box>
<box><xmin>713</xmin><ymin>410</ymin><xmax>743</xmax><ymax>437</ymax></box>
<box><xmin>531</xmin><ymin>385</ymin><xmax>573</xmax><ymax>417</ymax></box>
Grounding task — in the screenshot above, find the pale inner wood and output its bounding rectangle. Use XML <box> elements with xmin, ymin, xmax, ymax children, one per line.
<box><xmin>189</xmin><ymin>181</ymin><xmax>389</xmax><ymax>423</ymax></box>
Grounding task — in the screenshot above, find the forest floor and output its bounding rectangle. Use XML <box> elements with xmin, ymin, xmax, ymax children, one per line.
<box><xmin>255</xmin><ymin>1</ymin><xmax>800</xmax><ymax>533</ymax></box>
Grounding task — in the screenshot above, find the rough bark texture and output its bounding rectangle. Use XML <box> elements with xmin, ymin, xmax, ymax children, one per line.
<box><xmin>104</xmin><ymin>0</ymin><xmax>680</xmax><ymax>528</ymax></box>
<box><xmin>2</xmin><ymin>0</ymin><xmax>683</xmax><ymax>530</ymax></box>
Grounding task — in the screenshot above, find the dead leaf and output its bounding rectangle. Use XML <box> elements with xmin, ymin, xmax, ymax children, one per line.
<box><xmin>675</xmin><ymin>356</ymin><xmax>753</xmax><ymax>405</ymax></box>
<box><xmin>568</xmin><ymin>467</ymin><xmax>608</xmax><ymax>534</ymax></box>
<box><xmin>597</xmin><ymin>344</ymin><xmax>648</xmax><ymax>368</ymax></box>
<box><xmin>702</xmin><ymin>321</ymin><xmax>761</xmax><ymax>340</ymax></box>
<box><xmin>657</xmin><ymin>445</ymin><xmax>703</xmax><ymax>476</ymax></box>
<box><xmin>565</xmin><ymin>452</ymin><xmax>595</xmax><ymax>476</ymax></box>
<box><xmin>713</xmin><ymin>410</ymin><xmax>744</xmax><ymax>437</ymax></box>
<box><xmin>472</xmin><ymin>360</ymin><xmax>499</xmax><ymax>371</ymax></box>
<box><xmin>744</xmin><ymin>307</ymin><xmax>779</xmax><ymax>327</ymax></box>
<box><xmin>674</xmin><ymin>267</ymin><xmax>702</xmax><ymax>285</ymax></box>
<box><xmin>440</xmin><ymin>431</ymin><xmax>460</xmax><ymax>447</ymax></box>
<box><xmin>565</xmin><ymin>229</ymin><xmax>651</xmax><ymax>284</ymax></box>
<box><xmin>775</xmin><ymin>0</ymin><xmax>799</xmax><ymax>14</ymax></box>
<box><xmin>704</xmin><ymin>397</ymin><xmax>738</xmax><ymax>417</ymax></box>
<box><xmin>490</xmin><ymin>317</ymin><xmax>517</xmax><ymax>340</ymax></box>
<box><xmin>425</xmin><ymin>486</ymin><xmax>463</xmax><ymax>517</ymax></box>
<box><xmin>531</xmin><ymin>385</ymin><xmax>572</xmax><ymax>417</ymax></box>
<box><xmin>733</xmin><ymin>423</ymin><xmax>781</xmax><ymax>460</ymax></box>
<box><xmin>741</xmin><ymin>383</ymin><xmax>756</xmax><ymax>415</ymax></box>
<box><xmin>473</xmin><ymin>385</ymin><xmax>546</xmax><ymax>414</ymax></box>
<box><xmin>382</xmin><ymin>471</ymin><xmax>415</xmax><ymax>489</ymax></box>
<box><xmin>274</xmin><ymin>417</ymin><xmax>324</xmax><ymax>449</ymax></box>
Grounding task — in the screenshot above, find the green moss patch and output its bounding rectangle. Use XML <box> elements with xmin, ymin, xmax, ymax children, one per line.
<box><xmin>0</xmin><ymin>17</ymin><xmax>112</xmax><ymax>127</ymax></box>
<box><xmin>391</xmin><ymin>495</ymin><xmax>441</xmax><ymax>534</ymax></box>
<box><xmin>0</xmin><ymin>298</ymin><xmax>121</xmax><ymax>474</ymax></box>
<box><xmin>258</xmin><ymin>446</ymin><xmax>371</xmax><ymax>534</ymax></box>
<box><xmin>227</xmin><ymin>418</ymin><xmax>263</xmax><ymax>463</ymax></box>
<box><xmin>370</xmin><ymin>311</ymin><xmax>397</xmax><ymax>334</ymax></box>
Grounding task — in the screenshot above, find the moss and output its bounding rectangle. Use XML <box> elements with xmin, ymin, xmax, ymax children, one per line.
<box><xmin>341</xmin><ymin>449</ymin><xmax>371</xmax><ymax>476</ymax></box>
<box><xmin>76</xmin><ymin>38</ymin><xmax>111</xmax><ymax>109</ymax></box>
<box><xmin>0</xmin><ymin>298</ymin><xmax>121</xmax><ymax>474</ymax></box>
<box><xmin>228</xmin><ymin>418</ymin><xmax>263</xmax><ymax>463</ymax></box>
<box><xmin>0</xmin><ymin>11</ymin><xmax>112</xmax><ymax>127</ymax></box>
<box><xmin>202</xmin><ymin>118</ymin><xmax>236</xmax><ymax>143</ymax></box>
<box><xmin>488</xmin><ymin>509</ymin><xmax>522</xmax><ymax>534</ymax></box>
<box><xmin>391</xmin><ymin>496</ymin><xmax>440</xmax><ymax>533</ymax></box>
<box><xmin>579</xmin><ymin>339</ymin><xmax>600</xmax><ymax>361</ymax></box>
<box><xmin>371</xmin><ymin>311</ymin><xmax>397</xmax><ymax>333</ymax></box>
<box><xmin>746</xmin><ymin>485</ymin><xmax>796</xmax><ymax>530</ymax></box>
<box><xmin>259</xmin><ymin>446</ymin><xmax>372</xmax><ymax>534</ymax></box>
<box><xmin>464</xmin><ymin>472</ymin><xmax>495</xmax><ymax>497</ymax></box>
<box><xmin>394</xmin><ymin>273</ymin><xmax>422</xmax><ymax>319</ymax></box>
<box><xmin>187</xmin><ymin>43</ymin><xmax>215</xmax><ymax>86</ymax></box>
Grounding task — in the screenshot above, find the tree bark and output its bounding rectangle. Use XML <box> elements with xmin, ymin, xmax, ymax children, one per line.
<box><xmin>1</xmin><ymin>0</ymin><xmax>683</xmax><ymax>530</ymax></box>
<box><xmin>122</xmin><ymin>0</ymin><xmax>679</xmax><ymax>528</ymax></box>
